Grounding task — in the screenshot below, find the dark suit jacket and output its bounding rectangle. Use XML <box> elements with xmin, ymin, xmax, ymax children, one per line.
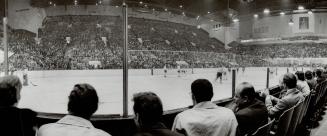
<box><xmin>235</xmin><ymin>99</ymin><xmax>268</xmax><ymax>136</ymax></box>
<box><xmin>134</xmin><ymin>122</ymin><xmax>184</xmax><ymax>136</ymax></box>
<box><xmin>306</xmin><ymin>79</ymin><xmax>317</xmax><ymax>90</ymax></box>
<box><xmin>0</xmin><ymin>107</ymin><xmax>37</xmax><ymax>136</ymax></box>
<box><xmin>316</xmin><ymin>77</ymin><xmax>325</xmax><ymax>84</ymax></box>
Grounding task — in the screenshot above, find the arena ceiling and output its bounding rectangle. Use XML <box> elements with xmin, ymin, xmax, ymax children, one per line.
<box><xmin>29</xmin><ymin>0</ymin><xmax>327</xmax><ymax>14</ymax></box>
<box><xmin>1</xmin><ymin>0</ymin><xmax>327</xmax><ymax>17</ymax></box>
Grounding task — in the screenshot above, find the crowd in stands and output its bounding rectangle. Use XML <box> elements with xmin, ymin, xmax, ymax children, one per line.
<box><xmin>230</xmin><ymin>42</ymin><xmax>327</xmax><ymax>58</ymax></box>
<box><xmin>128</xmin><ymin>51</ymin><xmax>233</xmax><ymax>69</ymax></box>
<box><xmin>1</xmin><ymin>67</ymin><xmax>326</xmax><ymax>136</ymax></box>
<box><xmin>4</xmin><ymin>15</ymin><xmax>230</xmax><ymax>70</ymax></box>
<box><xmin>281</xmin><ymin>36</ymin><xmax>320</xmax><ymax>41</ymax></box>
<box><xmin>3</xmin><ymin>15</ymin><xmax>327</xmax><ymax>71</ymax></box>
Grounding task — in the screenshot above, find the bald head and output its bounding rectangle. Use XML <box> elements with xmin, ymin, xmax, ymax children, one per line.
<box><xmin>236</xmin><ymin>82</ymin><xmax>256</xmax><ymax>101</ymax></box>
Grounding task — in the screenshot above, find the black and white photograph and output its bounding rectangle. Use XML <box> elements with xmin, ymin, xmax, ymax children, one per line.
<box><xmin>0</xmin><ymin>0</ymin><xmax>327</xmax><ymax>136</ymax></box>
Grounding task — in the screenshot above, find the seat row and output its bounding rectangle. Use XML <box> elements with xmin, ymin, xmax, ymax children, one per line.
<box><xmin>246</xmin><ymin>79</ymin><xmax>327</xmax><ymax>136</ymax></box>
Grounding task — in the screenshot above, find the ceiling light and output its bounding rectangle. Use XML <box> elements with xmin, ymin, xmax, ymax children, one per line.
<box><xmin>263</xmin><ymin>8</ymin><xmax>270</xmax><ymax>14</ymax></box>
<box><xmin>233</xmin><ymin>18</ymin><xmax>239</xmax><ymax>22</ymax></box>
<box><xmin>298</xmin><ymin>5</ymin><xmax>305</xmax><ymax>10</ymax></box>
<box><xmin>254</xmin><ymin>14</ymin><xmax>258</xmax><ymax>18</ymax></box>
<box><xmin>308</xmin><ymin>10</ymin><xmax>313</xmax><ymax>14</ymax></box>
<box><xmin>280</xmin><ymin>12</ymin><xmax>285</xmax><ymax>15</ymax></box>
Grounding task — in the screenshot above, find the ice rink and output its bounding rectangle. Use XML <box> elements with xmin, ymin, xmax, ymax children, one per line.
<box><xmin>16</xmin><ymin>67</ymin><xmax>303</xmax><ymax>115</ymax></box>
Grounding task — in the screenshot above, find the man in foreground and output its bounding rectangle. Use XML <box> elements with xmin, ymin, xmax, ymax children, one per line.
<box><xmin>172</xmin><ymin>79</ymin><xmax>238</xmax><ymax>136</ymax></box>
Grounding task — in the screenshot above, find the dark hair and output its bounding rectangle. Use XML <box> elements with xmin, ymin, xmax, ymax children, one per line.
<box><xmin>239</xmin><ymin>82</ymin><xmax>256</xmax><ymax>101</ymax></box>
<box><xmin>295</xmin><ymin>71</ymin><xmax>305</xmax><ymax>81</ymax></box>
<box><xmin>191</xmin><ymin>79</ymin><xmax>213</xmax><ymax>103</ymax></box>
<box><xmin>282</xmin><ymin>73</ymin><xmax>297</xmax><ymax>89</ymax></box>
<box><xmin>316</xmin><ymin>69</ymin><xmax>323</xmax><ymax>77</ymax></box>
<box><xmin>0</xmin><ymin>75</ymin><xmax>22</xmax><ymax>106</ymax></box>
<box><xmin>305</xmin><ymin>71</ymin><xmax>313</xmax><ymax>80</ymax></box>
<box><xmin>132</xmin><ymin>92</ymin><xmax>163</xmax><ymax>126</ymax></box>
<box><xmin>68</xmin><ymin>83</ymin><xmax>98</xmax><ymax>119</ymax></box>
<box><xmin>0</xmin><ymin>83</ymin><xmax>18</xmax><ymax>106</ymax></box>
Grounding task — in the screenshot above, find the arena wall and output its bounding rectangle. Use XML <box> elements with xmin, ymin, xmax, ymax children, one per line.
<box><xmin>8</xmin><ymin>0</ymin><xmax>46</xmax><ymax>34</ymax></box>
<box><xmin>239</xmin><ymin>14</ymin><xmax>254</xmax><ymax>39</ymax></box>
<box><xmin>44</xmin><ymin>5</ymin><xmax>200</xmax><ymax>26</ymax></box>
<box><xmin>314</xmin><ymin>13</ymin><xmax>327</xmax><ymax>35</ymax></box>
<box><xmin>44</xmin><ymin>5</ymin><xmax>230</xmax><ymax>45</ymax></box>
<box><xmin>5</xmin><ymin>2</ymin><xmax>231</xmax><ymax>45</ymax></box>
<box><xmin>240</xmin><ymin>12</ymin><xmax>327</xmax><ymax>39</ymax></box>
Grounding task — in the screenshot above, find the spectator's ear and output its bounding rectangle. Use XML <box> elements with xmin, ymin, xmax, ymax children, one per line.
<box><xmin>243</xmin><ymin>96</ymin><xmax>249</xmax><ymax>103</ymax></box>
<box><xmin>134</xmin><ymin>113</ymin><xmax>141</xmax><ymax>128</ymax></box>
<box><xmin>191</xmin><ymin>94</ymin><xmax>197</xmax><ymax>105</ymax></box>
<box><xmin>16</xmin><ymin>90</ymin><xmax>21</xmax><ymax>103</ymax></box>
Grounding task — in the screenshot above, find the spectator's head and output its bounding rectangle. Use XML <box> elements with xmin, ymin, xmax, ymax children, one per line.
<box><xmin>68</xmin><ymin>83</ymin><xmax>98</xmax><ymax>119</ymax></box>
<box><xmin>316</xmin><ymin>69</ymin><xmax>323</xmax><ymax>78</ymax></box>
<box><xmin>191</xmin><ymin>79</ymin><xmax>213</xmax><ymax>104</ymax></box>
<box><xmin>305</xmin><ymin>71</ymin><xmax>313</xmax><ymax>80</ymax></box>
<box><xmin>234</xmin><ymin>82</ymin><xmax>256</xmax><ymax>108</ymax></box>
<box><xmin>132</xmin><ymin>92</ymin><xmax>163</xmax><ymax>128</ymax></box>
<box><xmin>0</xmin><ymin>75</ymin><xmax>22</xmax><ymax>106</ymax></box>
<box><xmin>295</xmin><ymin>71</ymin><xmax>305</xmax><ymax>81</ymax></box>
<box><xmin>280</xmin><ymin>73</ymin><xmax>297</xmax><ymax>89</ymax></box>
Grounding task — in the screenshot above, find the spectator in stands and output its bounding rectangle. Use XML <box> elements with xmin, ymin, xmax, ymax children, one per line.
<box><xmin>261</xmin><ymin>73</ymin><xmax>304</xmax><ymax>117</ymax></box>
<box><xmin>295</xmin><ymin>71</ymin><xmax>311</xmax><ymax>96</ymax></box>
<box><xmin>305</xmin><ymin>70</ymin><xmax>317</xmax><ymax>91</ymax></box>
<box><xmin>230</xmin><ymin>82</ymin><xmax>268</xmax><ymax>136</ymax></box>
<box><xmin>132</xmin><ymin>92</ymin><xmax>183</xmax><ymax>136</ymax></box>
<box><xmin>38</xmin><ymin>83</ymin><xmax>111</xmax><ymax>136</ymax></box>
<box><xmin>0</xmin><ymin>75</ymin><xmax>37</xmax><ymax>136</ymax></box>
<box><xmin>315</xmin><ymin>69</ymin><xmax>325</xmax><ymax>84</ymax></box>
<box><xmin>172</xmin><ymin>79</ymin><xmax>238</xmax><ymax>136</ymax></box>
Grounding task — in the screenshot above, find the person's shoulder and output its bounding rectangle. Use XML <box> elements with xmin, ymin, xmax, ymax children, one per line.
<box><xmin>217</xmin><ymin>106</ymin><xmax>234</xmax><ymax>113</ymax></box>
<box><xmin>176</xmin><ymin>108</ymin><xmax>193</xmax><ymax>118</ymax></box>
<box><xmin>20</xmin><ymin>108</ymin><xmax>37</xmax><ymax>115</ymax></box>
<box><xmin>38</xmin><ymin>123</ymin><xmax>58</xmax><ymax>134</ymax></box>
<box><xmin>214</xmin><ymin>106</ymin><xmax>237</xmax><ymax>119</ymax></box>
<box><xmin>237</xmin><ymin>101</ymin><xmax>268</xmax><ymax>116</ymax></box>
<box><xmin>19</xmin><ymin>108</ymin><xmax>37</xmax><ymax>120</ymax></box>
